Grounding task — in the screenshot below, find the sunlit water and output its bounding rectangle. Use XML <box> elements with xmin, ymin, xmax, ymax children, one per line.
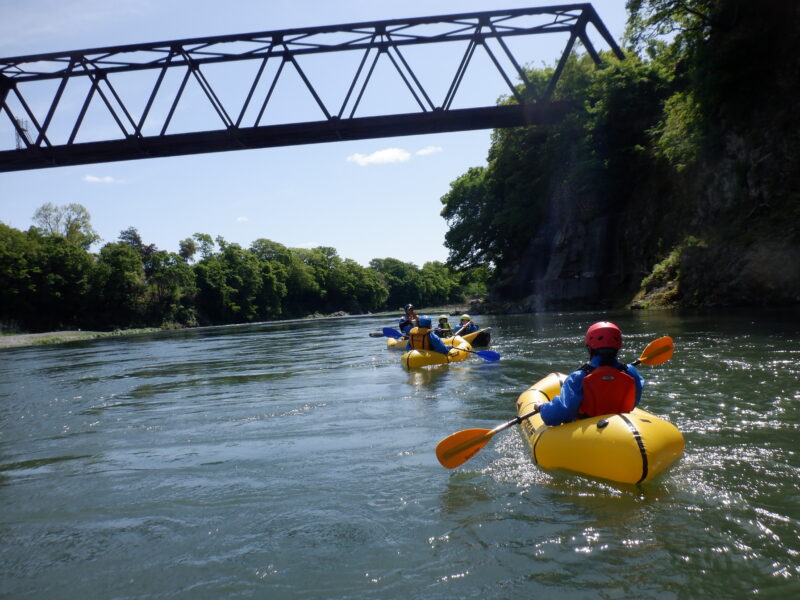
<box><xmin>1</xmin><ymin>310</ymin><xmax>799</xmax><ymax>599</ymax></box>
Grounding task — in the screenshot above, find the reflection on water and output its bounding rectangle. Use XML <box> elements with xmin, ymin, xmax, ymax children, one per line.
<box><xmin>0</xmin><ymin>309</ymin><xmax>798</xmax><ymax>598</ymax></box>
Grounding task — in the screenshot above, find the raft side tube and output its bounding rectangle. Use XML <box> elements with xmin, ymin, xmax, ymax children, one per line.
<box><xmin>401</xmin><ymin>336</ymin><xmax>472</xmax><ymax>369</ymax></box>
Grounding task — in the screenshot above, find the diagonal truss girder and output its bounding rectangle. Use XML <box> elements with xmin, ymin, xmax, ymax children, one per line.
<box><xmin>0</xmin><ymin>3</ymin><xmax>622</xmax><ymax>172</ymax></box>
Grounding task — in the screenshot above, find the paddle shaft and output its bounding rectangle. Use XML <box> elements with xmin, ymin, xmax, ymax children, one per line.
<box><xmin>436</xmin><ymin>408</ymin><xmax>539</xmax><ymax>467</ymax></box>
<box><xmin>493</xmin><ymin>408</ymin><xmax>539</xmax><ymax>435</ymax></box>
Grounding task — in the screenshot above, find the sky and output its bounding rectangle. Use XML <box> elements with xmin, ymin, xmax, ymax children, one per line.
<box><xmin>0</xmin><ymin>0</ymin><xmax>629</xmax><ymax>267</ymax></box>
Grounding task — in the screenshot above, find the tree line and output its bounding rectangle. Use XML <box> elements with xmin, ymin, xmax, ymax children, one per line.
<box><xmin>0</xmin><ymin>203</ymin><xmax>488</xmax><ymax>332</ymax></box>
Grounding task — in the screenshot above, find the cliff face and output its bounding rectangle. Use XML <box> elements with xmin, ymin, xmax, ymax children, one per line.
<box><xmin>494</xmin><ymin>3</ymin><xmax>800</xmax><ymax>311</ymax></box>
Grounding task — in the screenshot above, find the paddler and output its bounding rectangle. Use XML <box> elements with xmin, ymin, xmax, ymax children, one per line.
<box><xmin>434</xmin><ymin>315</ymin><xmax>452</xmax><ymax>337</ymax></box>
<box><xmin>398</xmin><ymin>303</ymin><xmax>419</xmax><ymax>335</ymax></box>
<box><xmin>531</xmin><ymin>321</ymin><xmax>644</xmax><ymax>425</ymax></box>
<box><xmin>406</xmin><ymin>316</ymin><xmax>451</xmax><ymax>355</ymax></box>
<box><xmin>456</xmin><ymin>314</ymin><xmax>479</xmax><ymax>335</ymax></box>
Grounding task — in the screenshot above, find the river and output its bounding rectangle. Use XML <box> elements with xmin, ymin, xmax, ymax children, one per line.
<box><xmin>1</xmin><ymin>309</ymin><xmax>798</xmax><ymax>599</ymax></box>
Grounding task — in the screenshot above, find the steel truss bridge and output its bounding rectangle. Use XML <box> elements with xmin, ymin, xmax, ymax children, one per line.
<box><xmin>0</xmin><ymin>4</ymin><xmax>621</xmax><ymax>172</ymax></box>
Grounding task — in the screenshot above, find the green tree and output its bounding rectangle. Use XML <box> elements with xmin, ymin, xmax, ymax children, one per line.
<box><xmin>31</xmin><ymin>234</ymin><xmax>94</xmax><ymax>330</ymax></box>
<box><xmin>194</xmin><ymin>242</ymin><xmax>265</xmax><ymax>323</ymax></box>
<box><xmin>440</xmin><ymin>167</ymin><xmax>493</xmax><ymax>270</ymax></box>
<box><xmin>368</xmin><ymin>258</ymin><xmax>423</xmax><ymax>310</ymax></box>
<box><xmin>250</xmin><ymin>239</ymin><xmax>320</xmax><ymax>316</ymax></box>
<box><xmin>178</xmin><ymin>237</ymin><xmax>198</xmax><ymax>263</ymax></box>
<box><xmin>91</xmin><ymin>241</ymin><xmax>147</xmax><ymax>327</ymax></box>
<box><xmin>193</xmin><ymin>233</ymin><xmax>215</xmax><ymax>259</ymax></box>
<box><xmin>119</xmin><ymin>226</ymin><xmax>157</xmax><ymax>265</ymax></box>
<box><xmin>419</xmin><ymin>261</ymin><xmax>459</xmax><ymax>306</ymax></box>
<box><xmin>0</xmin><ymin>223</ymin><xmax>38</xmax><ymax>327</ymax></box>
<box><xmin>32</xmin><ymin>202</ymin><xmax>100</xmax><ymax>250</ymax></box>
<box><xmin>144</xmin><ymin>250</ymin><xmax>198</xmax><ymax>326</ymax></box>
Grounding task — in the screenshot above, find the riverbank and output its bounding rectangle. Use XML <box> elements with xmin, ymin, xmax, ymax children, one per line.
<box><xmin>0</xmin><ymin>328</ymin><xmax>160</xmax><ymax>349</ymax></box>
<box><xmin>0</xmin><ymin>304</ymin><xmax>478</xmax><ymax>350</ymax></box>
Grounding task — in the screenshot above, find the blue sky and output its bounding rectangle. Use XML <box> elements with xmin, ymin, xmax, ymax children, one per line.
<box><xmin>0</xmin><ymin>1</ymin><xmax>628</xmax><ymax>267</ymax></box>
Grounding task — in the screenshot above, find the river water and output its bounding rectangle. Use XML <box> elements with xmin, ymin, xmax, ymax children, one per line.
<box><xmin>1</xmin><ymin>310</ymin><xmax>798</xmax><ymax>599</ymax></box>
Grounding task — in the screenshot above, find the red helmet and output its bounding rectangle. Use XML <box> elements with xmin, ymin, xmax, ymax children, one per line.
<box><xmin>585</xmin><ymin>321</ymin><xmax>622</xmax><ymax>349</ymax></box>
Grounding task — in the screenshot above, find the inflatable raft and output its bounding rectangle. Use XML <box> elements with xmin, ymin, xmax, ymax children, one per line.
<box><xmin>451</xmin><ymin>327</ymin><xmax>491</xmax><ymax>347</ymax></box>
<box><xmin>401</xmin><ymin>335</ymin><xmax>472</xmax><ymax>369</ymax></box>
<box><xmin>387</xmin><ymin>327</ymin><xmax>491</xmax><ymax>350</ymax></box>
<box><xmin>516</xmin><ymin>372</ymin><xmax>684</xmax><ymax>484</ymax></box>
<box><xmin>386</xmin><ymin>335</ymin><xmax>408</xmax><ymax>349</ymax></box>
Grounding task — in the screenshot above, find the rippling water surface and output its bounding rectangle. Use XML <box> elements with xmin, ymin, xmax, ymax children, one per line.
<box><xmin>1</xmin><ymin>310</ymin><xmax>799</xmax><ymax>598</ymax></box>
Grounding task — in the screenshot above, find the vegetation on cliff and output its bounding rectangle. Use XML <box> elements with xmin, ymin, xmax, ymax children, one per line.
<box><xmin>441</xmin><ymin>0</ymin><xmax>800</xmax><ymax>309</ymax></box>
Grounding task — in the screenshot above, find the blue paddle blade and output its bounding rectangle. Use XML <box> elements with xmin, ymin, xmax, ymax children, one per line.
<box><xmin>382</xmin><ymin>327</ymin><xmax>403</xmax><ymax>338</ymax></box>
<box><xmin>475</xmin><ymin>350</ymin><xmax>501</xmax><ymax>361</ymax></box>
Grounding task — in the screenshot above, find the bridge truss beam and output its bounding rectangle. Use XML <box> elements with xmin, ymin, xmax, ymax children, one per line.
<box><xmin>0</xmin><ymin>4</ymin><xmax>622</xmax><ymax>172</ymax></box>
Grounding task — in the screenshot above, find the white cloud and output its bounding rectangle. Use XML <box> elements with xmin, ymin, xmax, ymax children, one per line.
<box><xmin>83</xmin><ymin>175</ymin><xmax>124</xmax><ymax>184</ymax></box>
<box><xmin>416</xmin><ymin>145</ymin><xmax>443</xmax><ymax>156</ymax></box>
<box><xmin>346</xmin><ymin>147</ymin><xmax>411</xmax><ymax>166</ymax></box>
<box><xmin>236</xmin><ymin>216</ymin><xmax>249</xmax><ymax>222</ymax></box>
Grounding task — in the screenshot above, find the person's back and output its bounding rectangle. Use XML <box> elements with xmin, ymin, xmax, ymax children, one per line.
<box><xmin>580</xmin><ymin>350</ymin><xmax>637</xmax><ymax>417</ymax></box>
<box><xmin>536</xmin><ymin>322</ymin><xmax>644</xmax><ymax>426</ymax></box>
<box><xmin>407</xmin><ymin>316</ymin><xmax>450</xmax><ymax>355</ymax></box>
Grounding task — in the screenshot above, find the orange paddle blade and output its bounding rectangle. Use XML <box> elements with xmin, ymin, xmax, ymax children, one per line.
<box><xmin>435</xmin><ymin>428</ymin><xmax>495</xmax><ymax>469</ymax></box>
<box><xmin>638</xmin><ymin>336</ymin><xmax>674</xmax><ymax>366</ymax></box>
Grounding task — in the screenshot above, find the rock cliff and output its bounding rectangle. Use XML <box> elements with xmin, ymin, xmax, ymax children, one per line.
<box><xmin>493</xmin><ymin>3</ymin><xmax>800</xmax><ymax>311</ymax></box>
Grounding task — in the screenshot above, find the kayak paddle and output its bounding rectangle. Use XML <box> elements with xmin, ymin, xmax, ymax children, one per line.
<box><xmin>435</xmin><ymin>336</ymin><xmax>674</xmax><ymax>469</ymax></box>
<box><xmin>460</xmin><ymin>347</ymin><xmax>501</xmax><ymax>362</ymax></box>
<box><xmin>630</xmin><ymin>335</ymin><xmax>673</xmax><ymax>366</ymax></box>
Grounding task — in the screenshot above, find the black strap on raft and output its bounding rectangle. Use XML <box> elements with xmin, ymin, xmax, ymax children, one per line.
<box><xmin>618</xmin><ymin>413</ymin><xmax>649</xmax><ymax>484</ymax></box>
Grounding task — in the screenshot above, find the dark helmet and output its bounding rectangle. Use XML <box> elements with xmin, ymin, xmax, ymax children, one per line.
<box><xmin>404</xmin><ymin>304</ymin><xmax>414</xmax><ymax>311</ymax></box>
<box><xmin>585</xmin><ymin>321</ymin><xmax>622</xmax><ymax>350</ymax></box>
<box><xmin>418</xmin><ymin>316</ymin><xmax>432</xmax><ymax>329</ymax></box>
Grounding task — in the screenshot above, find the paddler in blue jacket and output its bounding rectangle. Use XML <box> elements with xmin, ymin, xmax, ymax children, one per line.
<box><xmin>407</xmin><ymin>316</ymin><xmax>451</xmax><ymax>355</ymax></box>
<box><xmin>456</xmin><ymin>314</ymin><xmax>479</xmax><ymax>335</ymax></box>
<box><xmin>532</xmin><ymin>321</ymin><xmax>644</xmax><ymax>426</ymax></box>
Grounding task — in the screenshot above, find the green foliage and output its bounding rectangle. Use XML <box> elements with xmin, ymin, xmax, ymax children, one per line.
<box><xmin>625</xmin><ymin>0</ymin><xmax>715</xmax><ymax>56</ymax></box>
<box><xmin>92</xmin><ymin>241</ymin><xmax>148</xmax><ymax>327</ymax></box>
<box><xmin>195</xmin><ymin>242</ymin><xmax>265</xmax><ymax>323</ymax></box>
<box><xmin>3</xmin><ymin>202</ymin><xmax>471</xmax><ymax>330</ymax></box>
<box><xmin>369</xmin><ymin>258</ymin><xmax>423</xmax><ymax>309</ymax></box>
<box><xmin>32</xmin><ymin>202</ymin><xmax>100</xmax><ymax>250</ymax></box>
<box><xmin>651</xmin><ymin>90</ymin><xmax>703</xmax><ymax>170</ymax></box>
<box><xmin>178</xmin><ymin>237</ymin><xmax>198</xmax><ymax>262</ymax></box>
<box><xmin>641</xmin><ymin>235</ymin><xmax>706</xmax><ymax>291</ymax></box>
<box><xmin>441</xmin><ymin>50</ymin><xmax>673</xmax><ymax>281</ymax></box>
<box><xmin>0</xmin><ymin>223</ymin><xmax>38</xmax><ymax>324</ymax></box>
<box><xmin>251</xmin><ymin>239</ymin><xmax>323</xmax><ymax>317</ymax></box>
<box><xmin>144</xmin><ymin>250</ymin><xmax>197</xmax><ymax>326</ymax></box>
